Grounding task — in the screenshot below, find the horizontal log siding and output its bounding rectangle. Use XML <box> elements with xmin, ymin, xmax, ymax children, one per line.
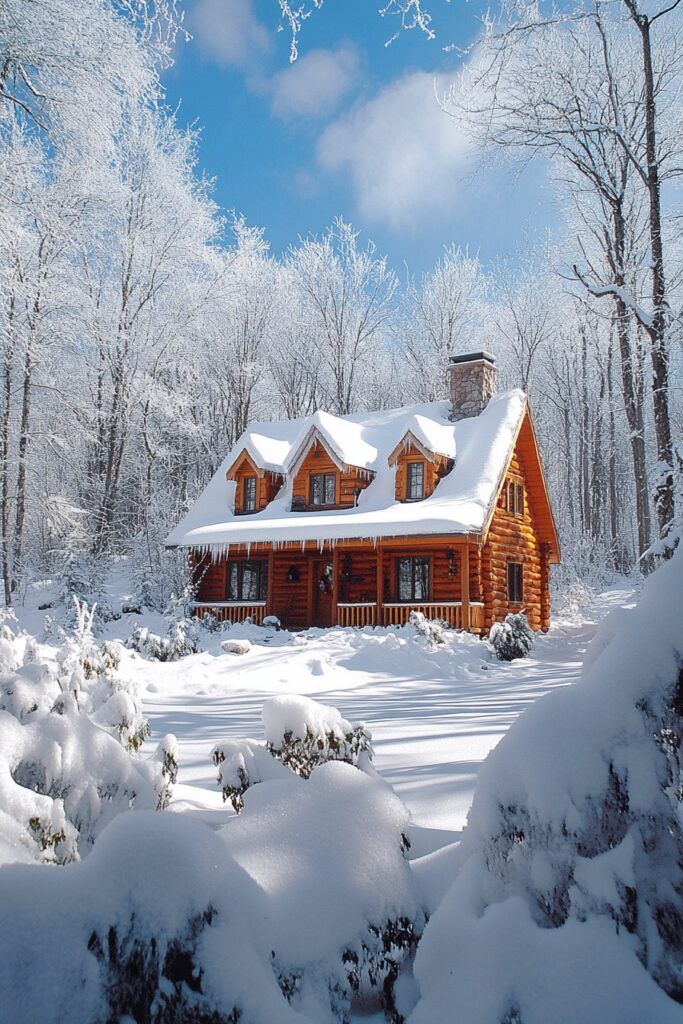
<box><xmin>485</xmin><ymin>447</ymin><xmax>543</xmax><ymax>631</ymax></box>
<box><xmin>193</xmin><ymin>555</ymin><xmax>226</xmax><ymax>603</ymax></box>
<box><xmin>270</xmin><ymin>554</ymin><xmax>310</xmax><ymax>631</ymax></box>
<box><xmin>292</xmin><ymin>441</ymin><xmax>371</xmax><ymax>509</ymax></box>
<box><xmin>338</xmin><ymin>548</ymin><xmax>378</xmax><ymax>605</ymax></box>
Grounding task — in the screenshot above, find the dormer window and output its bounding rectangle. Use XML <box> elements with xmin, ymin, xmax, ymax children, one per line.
<box><xmin>407</xmin><ymin>462</ymin><xmax>425</xmax><ymax>501</ymax></box>
<box><xmin>243</xmin><ymin>476</ymin><xmax>257</xmax><ymax>513</ymax></box>
<box><xmin>310</xmin><ymin>472</ymin><xmax>336</xmax><ymax>507</ymax></box>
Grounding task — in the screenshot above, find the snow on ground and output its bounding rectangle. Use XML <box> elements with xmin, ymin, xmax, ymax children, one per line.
<box><xmin>118</xmin><ymin>587</ymin><xmax>636</xmax><ymax>842</ymax></box>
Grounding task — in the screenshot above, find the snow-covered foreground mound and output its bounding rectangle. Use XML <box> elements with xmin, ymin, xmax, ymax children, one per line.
<box><xmin>2</xmin><ymin>563</ymin><xmax>682</xmax><ymax>1022</ymax></box>
<box><xmin>412</xmin><ymin>546</ymin><xmax>683</xmax><ymax>1022</ymax></box>
<box><xmin>0</xmin><ymin>764</ymin><xmax>423</xmax><ymax>1024</ymax></box>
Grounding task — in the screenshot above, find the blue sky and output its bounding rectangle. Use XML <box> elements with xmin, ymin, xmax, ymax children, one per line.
<box><xmin>165</xmin><ymin>1</ymin><xmax>558</xmax><ymax>273</ymax></box>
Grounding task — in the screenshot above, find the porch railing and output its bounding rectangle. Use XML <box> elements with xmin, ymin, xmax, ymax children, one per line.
<box><xmin>336</xmin><ymin>601</ymin><xmax>485</xmax><ymax>631</ymax></box>
<box><xmin>337</xmin><ymin>602</ymin><xmax>377</xmax><ymax>628</ymax></box>
<box><xmin>192</xmin><ymin>601</ymin><xmax>267</xmax><ymax>625</ymax></box>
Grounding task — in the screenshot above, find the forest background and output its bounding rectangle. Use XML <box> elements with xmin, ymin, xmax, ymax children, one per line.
<box><xmin>1</xmin><ymin>0</ymin><xmax>682</xmax><ymax>616</ymax></box>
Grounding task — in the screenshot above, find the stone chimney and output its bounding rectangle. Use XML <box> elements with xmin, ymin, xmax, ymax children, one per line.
<box><xmin>448</xmin><ymin>351</ymin><xmax>497</xmax><ymax>421</ymax></box>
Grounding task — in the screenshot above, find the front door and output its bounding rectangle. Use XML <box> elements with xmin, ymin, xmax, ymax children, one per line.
<box><xmin>312</xmin><ymin>559</ymin><xmax>334</xmax><ymax>628</ymax></box>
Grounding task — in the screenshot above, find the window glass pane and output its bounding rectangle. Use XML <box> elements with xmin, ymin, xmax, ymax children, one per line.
<box><xmin>398</xmin><ymin>558</ymin><xmax>412</xmax><ymax>600</ymax></box>
<box><xmin>258</xmin><ymin>561</ymin><xmax>268</xmax><ymax>600</ymax></box>
<box><xmin>228</xmin><ymin>563</ymin><xmax>240</xmax><ymax>601</ymax></box>
<box><xmin>408</xmin><ymin>462</ymin><xmax>424</xmax><ymax>499</ymax></box>
<box><xmin>311</xmin><ymin>475</ymin><xmax>322</xmax><ymax>505</ymax></box>
<box><xmin>241</xmin><ymin>563</ymin><xmax>259</xmax><ymax>600</ymax></box>
<box><xmin>244</xmin><ymin>477</ymin><xmax>256</xmax><ymax>510</ymax></box>
<box><xmin>414</xmin><ymin>558</ymin><xmax>429</xmax><ymax>600</ymax></box>
<box><xmin>324</xmin><ymin>474</ymin><xmax>335</xmax><ymax>504</ymax></box>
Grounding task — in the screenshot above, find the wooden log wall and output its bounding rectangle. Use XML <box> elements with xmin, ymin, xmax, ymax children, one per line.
<box><xmin>291</xmin><ymin>441</ymin><xmax>372</xmax><ymax>508</ymax></box>
<box><xmin>484</xmin><ymin>446</ymin><xmax>545</xmax><ymax>631</ymax></box>
<box><xmin>269</xmin><ymin>553</ymin><xmax>310</xmax><ymax>630</ymax></box>
<box><xmin>193</xmin><ymin>555</ymin><xmax>226</xmax><ymax>603</ymax></box>
<box><xmin>338</xmin><ymin>548</ymin><xmax>378</xmax><ymax>604</ymax></box>
<box><xmin>383</xmin><ymin>542</ymin><xmax>480</xmax><ymax>603</ymax></box>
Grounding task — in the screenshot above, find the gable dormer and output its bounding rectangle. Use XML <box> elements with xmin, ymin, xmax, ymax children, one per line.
<box><xmin>388</xmin><ymin>430</ymin><xmax>454</xmax><ymax>503</ymax></box>
<box><xmin>290</xmin><ymin>436</ymin><xmax>374</xmax><ymax>511</ymax></box>
<box><xmin>225</xmin><ymin>450</ymin><xmax>283</xmax><ymax>515</ymax></box>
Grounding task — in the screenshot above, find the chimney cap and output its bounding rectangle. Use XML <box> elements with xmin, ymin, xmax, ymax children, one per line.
<box><xmin>448</xmin><ymin>350</ymin><xmax>496</xmax><ymax>366</ymax></box>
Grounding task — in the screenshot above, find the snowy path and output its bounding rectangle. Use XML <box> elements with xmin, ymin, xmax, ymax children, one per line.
<box><xmin>135</xmin><ymin>590</ymin><xmax>633</xmax><ymax>837</ymax></box>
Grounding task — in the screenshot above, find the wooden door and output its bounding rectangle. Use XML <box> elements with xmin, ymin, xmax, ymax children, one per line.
<box><xmin>312</xmin><ymin>559</ymin><xmax>334</xmax><ymax>628</ymax></box>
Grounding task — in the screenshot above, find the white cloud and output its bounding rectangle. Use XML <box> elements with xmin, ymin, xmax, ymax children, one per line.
<box><xmin>317</xmin><ymin>71</ymin><xmax>476</xmax><ymax>230</ymax></box>
<box><xmin>191</xmin><ymin>0</ymin><xmax>270</xmax><ymax>69</ymax></box>
<box><xmin>269</xmin><ymin>46</ymin><xmax>360</xmax><ymax>121</ymax></box>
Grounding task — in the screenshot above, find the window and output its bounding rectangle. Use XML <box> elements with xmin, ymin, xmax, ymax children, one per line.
<box><xmin>397</xmin><ymin>557</ymin><xmax>431</xmax><ymax>601</ymax></box>
<box><xmin>243</xmin><ymin>476</ymin><xmax>257</xmax><ymax>512</ymax></box>
<box><xmin>310</xmin><ymin>472</ymin><xmax>336</xmax><ymax>506</ymax></box>
<box><xmin>507</xmin><ymin>480</ymin><xmax>524</xmax><ymax>516</ymax></box>
<box><xmin>227</xmin><ymin>560</ymin><xmax>268</xmax><ymax>601</ymax></box>
<box><xmin>507</xmin><ymin>562</ymin><xmax>524</xmax><ymax>604</ymax></box>
<box><xmin>407</xmin><ymin>461</ymin><xmax>425</xmax><ymax>500</ymax></box>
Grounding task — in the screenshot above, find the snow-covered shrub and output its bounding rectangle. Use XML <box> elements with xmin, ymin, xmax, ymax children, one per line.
<box><xmin>263</xmin><ymin>614</ymin><xmax>281</xmax><ymax>629</ymax></box>
<box><xmin>489</xmin><ymin>612</ymin><xmax>534</xmax><ymax>661</ymax></box>
<box><xmin>211</xmin><ymin>695</ymin><xmax>374</xmax><ymax>811</ymax></box>
<box><xmin>409</xmin><ymin>610</ymin><xmax>446</xmax><ymax>645</ymax></box>
<box><xmin>127</xmin><ymin>616</ymin><xmax>199</xmax><ymax>662</ymax></box>
<box><xmin>411</xmin><ymin>545</ymin><xmax>683</xmax><ymax>1022</ymax></box>
<box><xmin>212</xmin><ymin>738</ymin><xmax>292</xmax><ymax>812</ymax></box>
<box><xmin>0</xmin><ymin>627</ymin><xmax>177</xmax><ymax>863</ymax></box>
<box><xmin>0</xmin><ymin>767</ymin><xmax>424</xmax><ymax>1024</ymax></box>
<box><xmin>225</xmin><ymin>762</ymin><xmax>424</xmax><ymax>1022</ymax></box>
<box><xmin>264</xmin><ymin>694</ymin><xmax>374</xmax><ymax>780</ymax></box>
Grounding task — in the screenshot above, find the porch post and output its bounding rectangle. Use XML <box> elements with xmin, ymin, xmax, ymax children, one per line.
<box><xmin>460</xmin><ymin>541</ymin><xmax>470</xmax><ymax>631</ymax></box>
<box><xmin>267</xmin><ymin>548</ymin><xmax>274</xmax><ymax>617</ymax></box>
<box><xmin>332</xmin><ymin>546</ymin><xmax>339</xmax><ymax>625</ymax></box>
<box><xmin>376</xmin><ymin>544</ymin><xmax>383</xmax><ymax>627</ymax></box>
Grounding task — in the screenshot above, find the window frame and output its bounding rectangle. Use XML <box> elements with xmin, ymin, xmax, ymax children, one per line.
<box><xmin>309</xmin><ymin>472</ymin><xmax>336</xmax><ymax>507</ymax></box>
<box><xmin>242</xmin><ymin>475</ymin><xmax>257</xmax><ymax>513</ymax></box>
<box><xmin>506</xmin><ymin>478</ymin><xmax>524</xmax><ymax>517</ymax></box>
<box><xmin>226</xmin><ymin>559</ymin><xmax>268</xmax><ymax>602</ymax></box>
<box><xmin>406</xmin><ymin>460</ymin><xmax>425</xmax><ymax>501</ymax></box>
<box><xmin>396</xmin><ymin>556</ymin><xmax>432</xmax><ymax>602</ymax></box>
<box><xmin>507</xmin><ymin>561</ymin><xmax>524</xmax><ymax>604</ymax></box>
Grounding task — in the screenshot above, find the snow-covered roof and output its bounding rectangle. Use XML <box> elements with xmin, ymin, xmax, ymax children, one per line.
<box><xmin>166</xmin><ymin>390</ymin><xmax>527</xmax><ymax>551</ymax></box>
<box><xmin>284</xmin><ymin>409</ymin><xmax>377</xmax><ymax>474</ymax></box>
<box><xmin>387</xmin><ymin>413</ymin><xmax>458</xmax><ymax>464</ymax></box>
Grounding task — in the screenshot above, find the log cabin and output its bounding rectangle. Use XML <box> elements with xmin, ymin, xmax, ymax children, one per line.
<box><xmin>166</xmin><ymin>352</ymin><xmax>560</xmax><ymax>634</ymax></box>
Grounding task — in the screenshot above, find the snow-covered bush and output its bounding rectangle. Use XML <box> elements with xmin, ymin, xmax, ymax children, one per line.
<box><xmin>409</xmin><ymin>610</ymin><xmax>446</xmax><ymax>645</ymax></box>
<box><xmin>127</xmin><ymin>616</ymin><xmax>199</xmax><ymax>662</ymax></box>
<box><xmin>489</xmin><ymin>612</ymin><xmax>534</xmax><ymax>661</ymax></box>
<box><xmin>212</xmin><ymin>738</ymin><xmax>293</xmax><ymax>812</ymax></box>
<box><xmin>0</xmin><ymin>623</ymin><xmax>177</xmax><ymax>864</ymax></box>
<box><xmin>264</xmin><ymin>694</ymin><xmax>374</xmax><ymax>779</ymax></box>
<box><xmin>0</xmin><ymin>765</ymin><xmax>424</xmax><ymax>1024</ymax></box>
<box><xmin>411</xmin><ymin>545</ymin><xmax>683</xmax><ymax>1022</ymax></box>
<box><xmin>211</xmin><ymin>695</ymin><xmax>374</xmax><ymax>811</ymax></box>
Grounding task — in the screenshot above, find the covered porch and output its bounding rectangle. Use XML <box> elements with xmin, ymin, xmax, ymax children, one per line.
<box><xmin>191</xmin><ymin>536</ymin><xmax>486</xmax><ymax>634</ymax></box>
